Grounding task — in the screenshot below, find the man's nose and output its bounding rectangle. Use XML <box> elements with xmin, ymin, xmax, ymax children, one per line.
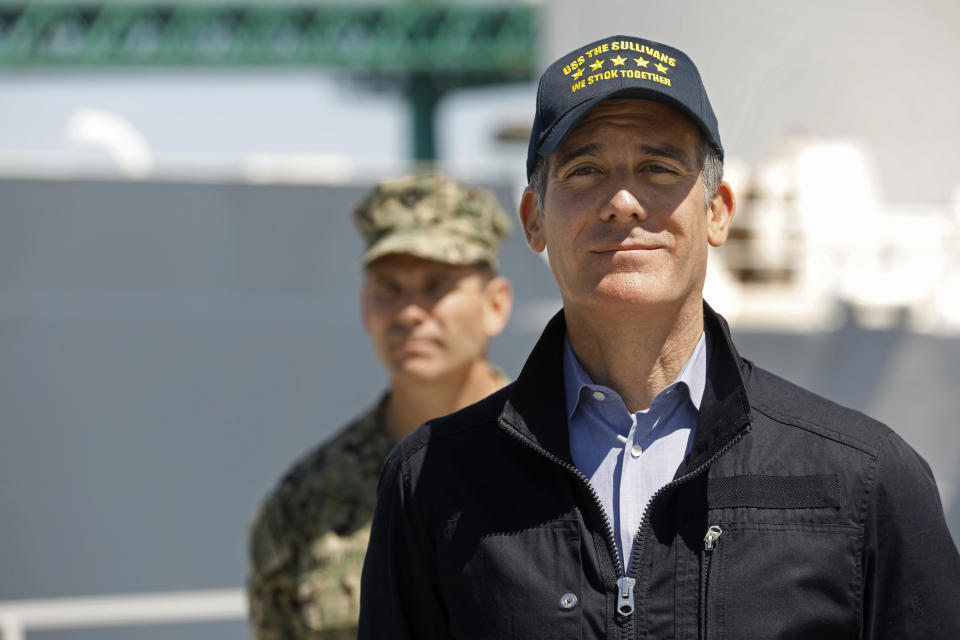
<box><xmin>601</xmin><ymin>187</ymin><xmax>648</xmax><ymax>222</ymax></box>
<box><xmin>394</xmin><ymin>294</ymin><xmax>430</xmax><ymax>325</ymax></box>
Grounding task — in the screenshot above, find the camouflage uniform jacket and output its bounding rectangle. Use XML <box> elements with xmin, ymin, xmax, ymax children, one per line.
<box><xmin>248</xmin><ymin>396</ymin><xmax>393</xmax><ymax>640</ymax></box>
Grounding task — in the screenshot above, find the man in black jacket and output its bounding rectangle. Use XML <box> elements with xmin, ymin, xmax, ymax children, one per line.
<box><xmin>359</xmin><ymin>35</ymin><xmax>960</xmax><ymax>639</ymax></box>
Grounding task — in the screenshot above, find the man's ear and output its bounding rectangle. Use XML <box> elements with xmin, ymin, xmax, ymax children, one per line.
<box><xmin>482</xmin><ymin>276</ymin><xmax>513</xmax><ymax>338</ymax></box>
<box><xmin>359</xmin><ymin>281</ymin><xmax>372</xmax><ymax>335</ymax></box>
<box><xmin>519</xmin><ymin>187</ymin><xmax>546</xmax><ymax>254</ymax></box>
<box><xmin>707</xmin><ymin>181</ymin><xmax>736</xmax><ymax>247</ymax></box>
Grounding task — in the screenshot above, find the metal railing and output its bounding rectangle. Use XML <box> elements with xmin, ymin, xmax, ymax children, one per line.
<box><xmin>0</xmin><ymin>588</ymin><xmax>246</xmax><ymax>640</ymax></box>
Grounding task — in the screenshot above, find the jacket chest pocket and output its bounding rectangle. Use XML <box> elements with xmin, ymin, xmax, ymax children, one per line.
<box><xmin>436</xmin><ymin>518</ymin><xmax>583</xmax><ymax>639</ymax></box>
<box><xmin>699</xmin><ymin>521</ymin><xmax>859</xmax><ymax>640</ymax></box>
<box><xmin>681</xmin><ymin>475</ymin><xmax>860</xmax><ymax>640</ymax></box>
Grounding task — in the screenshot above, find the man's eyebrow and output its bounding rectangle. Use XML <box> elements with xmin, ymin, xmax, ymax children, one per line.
<box><xmin>637</xmin><ymin>143</ymin><xmax>695</xmax><ymax>165</ymax></box>
<box><xmin>367</xmin><ymin>272</ymin><xmax>398</xmax><ymax>284</ymax></box>
<box><xmin>551</xmin><ymin>143</ymin><xmax>603</xmax><ymax>175</ymax></box>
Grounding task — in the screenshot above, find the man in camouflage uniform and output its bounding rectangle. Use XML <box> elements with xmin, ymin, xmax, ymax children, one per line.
<box><xmin>247</xmin><ymin>173</ymin><xmax>514</xmax><ymax>639</ymax></box>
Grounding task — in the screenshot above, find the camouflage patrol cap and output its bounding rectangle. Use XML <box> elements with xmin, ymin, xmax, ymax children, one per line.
<box><xmin>353</xmin><ymin>173</ymin><xmax>512</xmax><ymax>268</ymax></box>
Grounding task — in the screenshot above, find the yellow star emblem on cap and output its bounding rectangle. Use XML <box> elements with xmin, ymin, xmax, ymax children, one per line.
<box><xmin>572</xmin><ymin>68</ymin><xmax>584</xmax><ymax>79</ymax></box>
<box><xmin>590</xmin><ymin>59</ymin><xmax>604</xmax><ymax>71</ymax></box>
<box><xmin>634</xmin><ymin>57</ymin><xmax>649</xmax><ymax>68</ymax></box>
<box><xmin>655</xmin><ymin>62</ymin><xmax>669</xmax><ymax>74</ymax></box>
<box><xmin>611</xmin><ymin>55</ymin><xmax>627</xmax><ymax>66</ymax></box>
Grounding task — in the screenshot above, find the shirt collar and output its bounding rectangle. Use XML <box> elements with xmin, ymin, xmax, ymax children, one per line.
<box><xmin>562</xmin><ymin>330</ymin><xmax>708</xmax><ymax>420</ymax></box>
<box><xmin>677</xmin><ymin>331</ymin><xmax>708</xmax><ymax>410</ymax></box>
<box><xmin>562</xmin><ymin>336</ymin><xmax>595</xmax><ymax>420</ymax></box>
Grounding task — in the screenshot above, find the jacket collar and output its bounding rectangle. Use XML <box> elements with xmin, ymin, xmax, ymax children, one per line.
<box><xmin>677</xmin><ymin>302</ymin><xmax>753</xmax><ymax>476</ymax></box>
<box><xmin>499</xmin><ymin>310</ymin><xmax>575</xmax><ymax>463</ymax></box>
<box><xmin>498</xmin><ymin>302</ymin><xmax>752</xmax><ymax>470</ymax></box>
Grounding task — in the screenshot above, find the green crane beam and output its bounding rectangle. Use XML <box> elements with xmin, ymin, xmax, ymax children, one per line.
<box><xmin>0</xmin><ymin>2</ymin><xmax>538</xmax><ymax>160</ymax></box>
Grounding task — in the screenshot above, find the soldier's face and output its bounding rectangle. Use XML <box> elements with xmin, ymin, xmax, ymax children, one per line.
<box><xmin>362</xmin><ymin>254</ymin><xmax>509</xmax><ymax>382</ymax></box>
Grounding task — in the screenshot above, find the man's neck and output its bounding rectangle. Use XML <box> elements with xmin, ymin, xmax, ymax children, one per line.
<box><xmin>383</xmin><ymin>360</ymin><xmax>503</xmax><ymax>443</ymax></box>
<box><xmin>564</xmin><ymin>299</ymin><xmax>705</xmax><ymax>413</ymax></box>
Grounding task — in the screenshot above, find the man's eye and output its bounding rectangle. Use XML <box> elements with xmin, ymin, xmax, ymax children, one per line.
<box><xmin>424</xmin><ymin>277</ymin><xmax>454</xmax><ymax>296</ymax></box>
<box><xmin>642</xmin><ymin>164</ymin><xmax>677</xmax><ymax>175</ymax></box>
<box><xmin>372</xmin><ymin>283</ymin><xmax>401</xmax><ymax>300</ymax></box>
<box><xmin>569</xmin><ymin>165</ymin><xmax>599</xmax><ymax>177</ymax></box>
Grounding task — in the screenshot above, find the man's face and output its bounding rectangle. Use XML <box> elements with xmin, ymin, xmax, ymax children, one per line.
<box><xmin>361</xmin><ymin>254</ymin><xmax>509</xmax><ymax>382</ymax></box>
<box><xmin>521</xmin><ymin>99</ymin><xmax>733</xmax><ymax>314</ymax></box>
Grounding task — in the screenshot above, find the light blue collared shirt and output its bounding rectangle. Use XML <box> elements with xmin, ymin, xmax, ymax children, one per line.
<box><xmin>564</xmin><ymin>332</ymin><xmax>707</xmax><ymax>573</ymax></box>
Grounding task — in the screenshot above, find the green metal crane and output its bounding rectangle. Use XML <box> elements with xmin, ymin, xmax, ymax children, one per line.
<box><xmin>0</xmin><ymin>2</ymin><xmax>539</xmax><ymax>160</ymax></box>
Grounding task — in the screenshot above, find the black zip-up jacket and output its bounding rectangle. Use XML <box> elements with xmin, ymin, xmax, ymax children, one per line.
<box><xmin>359</xmin><ymin>306</ymin><xmax>960</xmax><ymax>639</ymax></box>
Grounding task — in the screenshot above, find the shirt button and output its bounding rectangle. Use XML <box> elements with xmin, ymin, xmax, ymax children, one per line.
<box><xmin>592</xmin><ymin>390</ymin><xmax>605</xmax><ymax>402</ymax></box>
<box><xmin>560</xmin><ymin>592</ymin><xmax>578</xmax><ymax>609</ymax></box>
<box><xmin>630</xmin><ymin>443</ymin><xmax>642</xmax><ymax>458</ymax></box>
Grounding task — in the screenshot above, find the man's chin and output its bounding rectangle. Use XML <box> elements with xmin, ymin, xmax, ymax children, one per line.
<box><xmin>583</xmin><ymin>277</ymin><xmax>668</xmax><ymax>307</ymax></box>
<box><xmin>390</xmin><ymin>358</ymin><xmax>448</xmax><ymax>383</ymax></box>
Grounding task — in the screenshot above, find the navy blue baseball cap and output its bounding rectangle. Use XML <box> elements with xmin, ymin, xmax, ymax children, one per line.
<box><xmin>526</xmin><ymin>35</ymin><xmax>723</xmax><ymax>179</ymax></box>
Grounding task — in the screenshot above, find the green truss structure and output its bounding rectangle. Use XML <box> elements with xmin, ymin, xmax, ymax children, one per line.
<box><xmin>0</xmin><ymin>2</ymin><xmax>538</xmax><ymax>159</ymax></box>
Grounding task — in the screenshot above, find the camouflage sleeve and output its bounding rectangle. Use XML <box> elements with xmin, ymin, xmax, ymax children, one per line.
<box><xmin>247</xmin><ymin>402</ymin><xmax>390</xmax><ymax>640</ymax></box>
<box><xmin>247</xmin><ymin>498</ymin><xmax>302</xmax><ymax>640</ymax></box>
<box><xmin>248</xmin><ymin>488</ymin><xmax>378</xmax><ymax>640</ymax></box>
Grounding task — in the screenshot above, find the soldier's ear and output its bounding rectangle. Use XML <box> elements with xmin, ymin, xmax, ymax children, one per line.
<box><xmin>482</xmin><ymin>276</ymin><xmax>513</xmax><ymax>337</ymax></box>
<box><xmin>359</xmin><ymin>278</ymin><xmax>376</xmax><ymax>335</ymax></box>
<box><xmin>519</xmin><ymin>188</ymin><xmax>546</xmax><ymax>254</ymax></box>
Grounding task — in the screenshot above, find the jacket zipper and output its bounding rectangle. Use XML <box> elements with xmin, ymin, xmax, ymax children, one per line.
<box><xmin>700</xmin><ymin>525</ymin><xmax>722</xmax><ymax>640</ymax></box>
<box><xmin>500</xmin><ymin>419</ymin><xmax>747</xmax><ymax>640</ymax></box>
<box><xmin>623</xmin><ymin>429</ymin><xmax>747</xmax><ymax>639</ymax></box>
<box><xmin>497</xmin><ymin>420</ymin><xmax>628</xmax><ymax>626</ymax></box>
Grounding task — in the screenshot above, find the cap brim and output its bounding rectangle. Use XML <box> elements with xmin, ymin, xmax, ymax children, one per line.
<box><xmin>358</xmin><ymin>231</ymin><xmax>496</xmax><ymax>269</ymax></box>
<box><xmin>535</xmin><ymin>86</ymin><xmax>721</xmax><ymax>161</ymax></box>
